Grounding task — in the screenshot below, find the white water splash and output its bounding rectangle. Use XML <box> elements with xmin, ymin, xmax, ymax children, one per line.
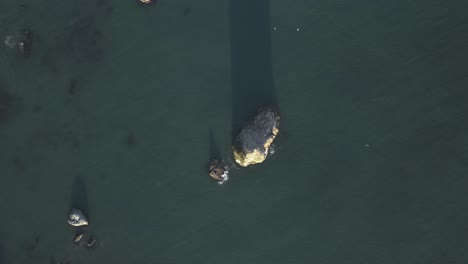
<box><xmin>268</xmin><ymin>144</ymin><xmax>276</xmax><ymax>156</ymax></box>
<box><xmin>217</xmin><ymin>170</ymin><xmax>230</xmax><ymax>185</ymax></box>
<box><xmin>4</xmin><ymin>35</ymin><xmax>22</xmax><ymax>48</ymax></box>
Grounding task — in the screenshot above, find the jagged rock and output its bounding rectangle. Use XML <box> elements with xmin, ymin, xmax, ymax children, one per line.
<box><xmin>209</xmin><ymin>159</ymin><xmax>229</xmax><ymax>184</ymax></box>
<box><xmin>86</xmin><ymin>236</ymin><xmax>96</xmax><ymax>247</ymax></box>
<box><xmin>73</xmin><ymin>230</ymin><xmax>96</xmax><ymax>248</ymax></box>
<box><xmin>74</xmin><ymin>232</ymin><xmax>84</xmax><ymax>243</ymax></box>
<box><xmin>67</xmin><ymin>208</ymin><xmax>88</xmax><ymax>227</ymax></box>
<box><xmin>232</xmin><ymin>107</ymin><xmax>279</xmax><ymax>167</ymax></box>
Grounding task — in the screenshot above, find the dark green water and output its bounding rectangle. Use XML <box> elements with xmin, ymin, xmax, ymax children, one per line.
<box><xmin>1</xmin><ymin>0</ymin><xmax>468</xmax><ymax>263</ymax></box>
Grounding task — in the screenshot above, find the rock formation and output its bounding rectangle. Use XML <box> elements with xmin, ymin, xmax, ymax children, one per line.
<box><xmin>67</xmin><ymin>208</ymin><xmax>88</xmax><ymax>227</ymax></box>
<box><xmin>232</xmin><ymin>107</ymin><xmax>279</xmax><ymax>167</ymax></box>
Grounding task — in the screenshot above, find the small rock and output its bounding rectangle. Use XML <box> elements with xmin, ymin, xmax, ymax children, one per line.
<box><xmin>67</xmin><ymin>208</ymin><xmax>88</xmax><ymax>227</ymax></box>
<box><xmin>209</xmin><ymin>159</ymin><xmax>229</xmax><ymax>184</ymax></box>
<box><xmin>19</xmin><ymin>29</ymin><xmax>33</xmax><ymax>57</ymax></box>
<box><xmin>137</xmin><ymin>0</ymin><xmax>156</xmax><ymax>5</ymax></box>
<box><xmin>86</xmin><ymin>235</ymin><xmax>96</xmax><ymax>247</ymax></box>
<box><xmin>74</xmin><ymin>232</ymin><xmax>84</xmax><ymax>244</ymax></box>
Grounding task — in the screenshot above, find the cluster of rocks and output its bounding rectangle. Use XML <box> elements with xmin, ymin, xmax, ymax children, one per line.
<box><xmin>67</xmin><ymin>208</ymin><xmax>96</xmax><ymax>248</ymax></box>
<box><xmin>208</xmin><ymin>107</ymin><xmax>280</xmax><ymax>184</ymax></box>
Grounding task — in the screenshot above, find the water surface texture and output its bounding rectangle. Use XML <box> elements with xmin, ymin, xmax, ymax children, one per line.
<box><xmin>1</xmin><ymin>0</ymin><xmax>468</xmax><ymax>263</ymax></box>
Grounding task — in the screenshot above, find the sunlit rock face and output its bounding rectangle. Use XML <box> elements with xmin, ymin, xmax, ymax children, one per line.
<box><xmin>232</xmin><ymin>107</ymin><xmax>279</xmax><ymax>167</ymax></box>
<box><xmin>67</xmin><ymin>208</ymin><xmax>88</xmax><ymax>227</ymax></box>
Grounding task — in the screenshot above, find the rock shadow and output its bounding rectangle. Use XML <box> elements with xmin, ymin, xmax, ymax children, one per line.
<box><xmin>0</xmin><ymin>87</ymin><xmax>13</xmax><ymax>126</ymax></box>
<box><xmin>20</xmin><ymin>234</ymin><xmax>40</xmax><ymax>259</ymax></box>
<box><xmin>0</xmin><ymin>233</ymin><xmax>4</xmax><ymax>264</ymax></box>
<box><xmin>229</xmin><ymin>0</ymin><xmax>277</xmax><ymax>138</ymax></box>
<box><xmin>69</xmin><ymin>175</ymin><xmax>89</xmax><ymax>222</ymax></box>
<box><xmin>63</xmin><ymin>15</ymin><xmax>103</xmax><ymax>63</ymax></box>
<box><xmin>96</xmin><ymin>0</ymin><xmax>114</xmax><ymax>16</ymax></box>
<box><xmin>208</xmin><ymin>129</ymin><xmax>222</xmax><ymax>162</ymax></box>
<box><xmin>122</xmin><ymin>131</ymin><xmax>136</xmax><ymax>149</ymax></box>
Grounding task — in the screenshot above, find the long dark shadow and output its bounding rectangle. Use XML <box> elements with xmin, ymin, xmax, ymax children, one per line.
<box><xmin>229</xmin><ymin>0</ymin><xmax>276</xmax><ymax>136</ymax></box>
<box><xmin>69</xmin><ymin>175</ymin><xmax>89</xmax><ymax>221</ymax></box>
<box><xmin>0</xmin><ymin>233</ymin><xmax>4</xmax><ymax>264</ymax></box>
<box><xmin>0</xmin><ymin>86</ymin><xmax>13</xmax><ymax>126</ymax></box>
<box><xmin>208</xmin><ymin>129</ymin><xmax>222</xmax><ymax>161</ymax></box>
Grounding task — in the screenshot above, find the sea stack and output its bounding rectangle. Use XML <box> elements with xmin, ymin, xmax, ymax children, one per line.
<box><xmin>138</xmin><ymin>0</ymin><xmax>155</xmax><ymax>4</ymax></box>
<box><xmin>67</xmin><ymin>208</ymin><xmax>88</xmax><ymax>227</ymax></box>
<box><xmin>232</xmin><ymin>107</ymin><xmax>279</xmax><ymax>167</ymax></box>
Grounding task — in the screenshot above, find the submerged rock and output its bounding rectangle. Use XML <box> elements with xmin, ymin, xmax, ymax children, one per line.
<box><xmin>74</xmin><ymin>232</ymin><xmax>84</xmax><ymax>243</ymax></box>
<box><xmin>4</xmin><ymin>29</ymin><xmax>33</xmax><ymax>57</ymax></box>
<box><xmin>67</xmin><ymin>208</ymin><xmax>88</xmax><ymax>227</ymax></box>
<box><xmin>209</xmin><ymin>159</ymin><xmax>229</xmax><ymax>184</ymax></box>
<box><xmin>74</xmin><ymin>230</ymin><xmax>96</xmax><ymax>248</ymax></box>
<box><xmin>232</xmin><ymin>107</ymin><xmax>279</xmax><ymax>167</ymax></box>
<box><xmin>18</xmin><ymin>29</ymin><xmax>33</xmax><ymax>57</ymax></box>
<box><xmin>86</xmin><ymin>236</ymin><xmax>96</xmax><ymax>247</ymax></box>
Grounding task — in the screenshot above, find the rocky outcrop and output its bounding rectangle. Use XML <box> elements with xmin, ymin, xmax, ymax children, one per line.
<box><xmin>67</xmin><ymin>208</ymin><xmax>88</xmax><ymax>227</ymax></box>
<box><xmin>232</xmin><ymin>107</ymin><xmax>279</xmax><ymax>167</ymax></box>
<box><xmin>209</xmin><ymin>159</ymin><xmax>229</xmax><ymax>184</ymax></box>
<box><xmin>68</xmin><ymin>208</ymin><xmax>96</xmax><ymax>248</ymax></box>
